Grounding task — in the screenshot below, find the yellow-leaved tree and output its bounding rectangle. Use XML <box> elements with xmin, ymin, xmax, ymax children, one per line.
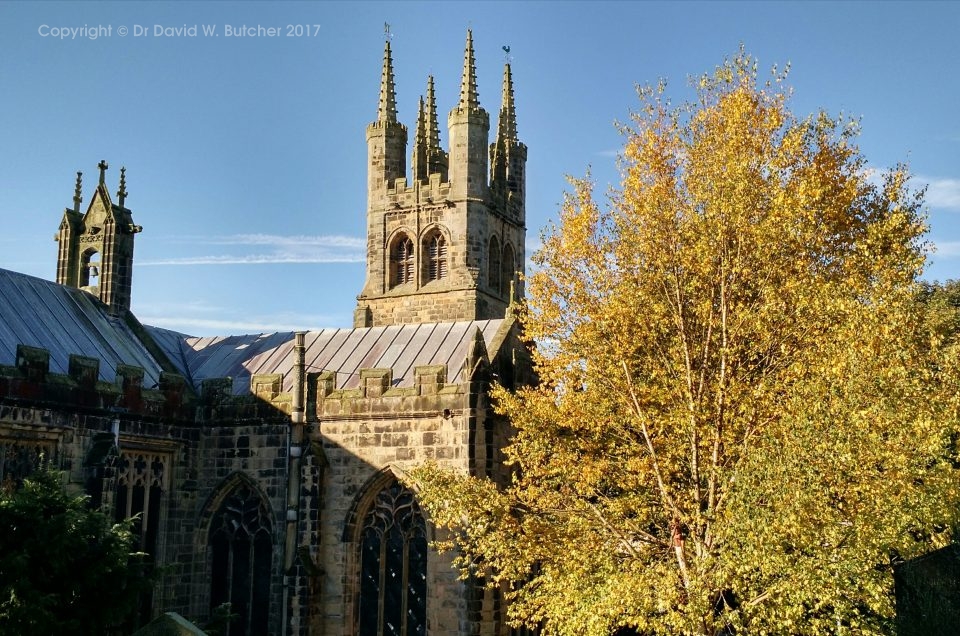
<box><xmin>411</xmin><ymin>51</ymin><xmax>960</xmax><ymax>635</ymax></box>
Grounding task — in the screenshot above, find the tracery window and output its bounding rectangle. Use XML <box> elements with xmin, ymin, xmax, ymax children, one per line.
<box><xmin>114</xmin><ymin>452</ymin><xmax>167</xmax><ymax>557</ymax></box>
<box><xmin>426</xmin><ymin>233</ymin><xmax>447</xmax><ymax>282</ymax></box>
<box><xmin>488</xmin><ymin>236</ymin><xmax>501</xmax><ymax>292</ymax></box>
<box><xmin>501</xmin><ymin>243</ymin><xmax>515</xmax><ymax>298</ymax></box>
<box><xmin>114</xmin><ymin>451</ymin><xmax>169</xmax><ymax>628</ymax></box>
<box><xmin>0</xmin><ymin>440</ymin><xmax>50</xmax><ymax>491</ymax></box>
<box><xmin>391</xmin><ymin>236</ymin><xmax>415</xmax><ymax>287</ymax></box>
<box><xmin>209</xmin><ymin>483</ymin><xmax>273</xmax><ymax>636</ymax></box>
<box><xmin>358</xmin><ymin>480</ymin><xmax>427</xmax><ymax>636</ymax></box>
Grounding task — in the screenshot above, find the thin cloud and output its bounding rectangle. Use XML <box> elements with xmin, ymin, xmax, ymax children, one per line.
<box><xmin>137</xmin><ymin>254</ymin><xmax>364</xmax><ymax>266</ymax></box>
<box><xmin>137</xmin><ymin>233</ymin><xmax>366</xmax><ymax>266</ymax></box>
<box><xmin>155</xmin><ymin>233</ymin><xmax>365</xmax><ymax>247</ymax></box>
<box><xmin>139</xmin><ymin>313</ymin><xmax>345</xmax><ymax>335</ymax></box>
<box><xmin>206</xmin><ymin>234</ymin><xmax>366</xmax><ymax>248</ymax></box>
<box><xmin>919</xmin><ymin>177</ymin><xmax>960</xmax><ymax>211</ymax></box>
<box><xmin>929</xmin><ymin>240</ymin><xmax>960</xmax><ymax>258</ymax></box>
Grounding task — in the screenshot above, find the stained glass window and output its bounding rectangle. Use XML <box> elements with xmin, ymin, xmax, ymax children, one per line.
<box><xmin>209</xmin><ymin>484</ymin><xmax>273</xmax><ymax>636</ymax></box>
<box><xmin>358</xmin><ymin>481</ymin><xmax>427</xmax><ymax>636</ymax></box>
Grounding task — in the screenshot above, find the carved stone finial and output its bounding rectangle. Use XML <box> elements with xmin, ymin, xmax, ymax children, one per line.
<box><xmin>97</xmin><ymin>160</ymin><xmax>108</xmax><ymax>186</ymax></box>
<box><xmin>73</xmin><ymin>171</ymin><xmax>83</xmax><ymax>212</ymax></box>
<box><xmin>117</xmin><ymin>167</ymin><xmax>128</xmax><ymax>207</ymax></box>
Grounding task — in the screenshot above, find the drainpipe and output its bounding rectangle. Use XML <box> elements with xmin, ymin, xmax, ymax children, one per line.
<box><xmin>283</xmin><ymin>331</ymin><xmax>307</xmax><ymax>634</ymax></box>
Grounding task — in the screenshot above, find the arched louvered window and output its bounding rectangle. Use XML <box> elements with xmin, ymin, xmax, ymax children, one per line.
<box><xmin>501</xmin><ymin>243</ymin><xmax>515</xmax><ymax>298</ymax></box>
<box><xmin>488</xmin><ymin>236</ymin><xmax>501</xmax><ymax>293</ymax></box>
<box><xmin>358</xmin><ymin>480</ymin><xmax>427</xmax><ymax>636</ymax></box>
<box><xmin>426</xmin><ymin>233</ymin><xmax>447</xmax><ymax>282</ymax></box>
<box><xmin>391</xmin><ymin>236</ymin><xmax>415</xmax><ymax>288</ymax></box>
<box><xmin>209</xmin><ymin>483</ymin><xmax>273</xmax><ymax>636</ymax></box>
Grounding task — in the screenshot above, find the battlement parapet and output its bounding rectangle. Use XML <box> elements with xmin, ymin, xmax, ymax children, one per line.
<box><xmin>384</xmin><ymin>173</ymin><xmax>453</xmax><ymax>204</ymax></box>
<box><xmin>313</xmin><ymin>364</ymin><xmax>468</xmax><ymax>419</ymax></box>
<box><xmin>0</xmin><ymin>345</ymin><xmax>194</xmax><ymax>420</ymax></box>
<box><xmin>192</xmin><ymin>374</ymin><xmax>293</xmax><ymax>424</ymax></box>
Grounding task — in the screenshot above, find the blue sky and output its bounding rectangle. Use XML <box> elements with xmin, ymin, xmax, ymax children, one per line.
<box><xmin>1</xmin><ymin>1</ymin><xmax>958</xmax><ymax>336</ymax></box>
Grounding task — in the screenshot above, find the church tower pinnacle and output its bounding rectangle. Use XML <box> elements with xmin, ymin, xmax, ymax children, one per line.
<box><xmin>491</xmin><ymin>63</ymin><xmax>527</xmax><ymax>222</ymax></box>
<box><xmin>366</xmin><ymin>39</ymin><xmax>408</xmax><ymax>211</ymax></box>
<box><xmin>355</xmin><ymin>31</ymin><xmax>526</xmax><ymax>328</ymax></box>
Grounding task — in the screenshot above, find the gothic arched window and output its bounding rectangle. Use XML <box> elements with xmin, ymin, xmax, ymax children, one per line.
<box><xmin>113</xmin><ymin>451</ymin><xmax>169</xmax><ymax>630</ymax></box>
<box><xmin>501</xmin><ymin>243</ymin><xmax>515</xmax><ymax>298</ymax></box>
<box><xmin>358</xmin><ymin>480</ymin><xmax>427</xmax><ymax>636</ymax></box>
<box><xmin>426</xmin><ymin>232</ymin><xmax>447</xmax><ymax>282</ymax></box>
<box><xmin>209</xmin><ymin>483</ymin><xmax>273</xmax><ymax>636</ymax></box>
<box><xmin>488</xmin><ymin>236</ymin><xmax>501</xmax><ymax>293</ymax></box>
<box><xmin>391</xmin><ymin>236</ymin><xmax>415</xmax><ymax>288</ymax></box>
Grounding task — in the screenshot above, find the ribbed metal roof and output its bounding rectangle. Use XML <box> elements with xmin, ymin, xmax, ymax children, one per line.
<box><xmin>0</xmin><ymin>267</ymin><xmax>506</xmax><ymax>397</ymax></box>
<box><xmin>147</xmin><ymin>320</ymin><xmax>505</xmax><ymax>395</ymax></box>
<box><xmin>0</xmin><ymin>269</ymin><xmax>166</xmax><ymax>386</ymax></box>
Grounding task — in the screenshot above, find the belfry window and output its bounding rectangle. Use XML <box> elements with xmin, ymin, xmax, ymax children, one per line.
<box><xmin>80</xmin><ymin>248</ymin><xmax>100</xmax><ymax>289</ymax></box>
<box><xmin>391</xmin><ymin>236</ymin><xmax>415</xmax><ymax>287</ymax></box>
<box><xmin>501</xmin><ymin>243</ymin><xmax>515</xmax><ymax>298</ymax></box>
<box><xmin>488</xmin><ymin>236</ymin><xmax>501</xmax><ymax>292</ymax></box>
<box><xmin>426</xmin><ymin>233</ymin><xmax>447</xmax><ymax>281</ymax></box>
<box><xmin>358</xmin><ymin>480</ymin><xmax>427</xmax><ymax>636</ymax></box>
<box><xmin>209</xmin><ymin>483</ymin><xmax>273</xmax><ymax>636</ymax></box>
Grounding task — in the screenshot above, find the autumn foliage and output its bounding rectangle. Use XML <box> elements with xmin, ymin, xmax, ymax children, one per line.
<box><xmin>412</xmin><ymin>52</ymin><xmax>960</xmax><ymax>635</ymax></box>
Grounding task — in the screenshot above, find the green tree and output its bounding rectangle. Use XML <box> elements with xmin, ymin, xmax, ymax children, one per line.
<box><xmin>412</xmin><ymin>51</ymin><xmax>960</xmax><ymax>635</ymax></box>
<box><xmin>0</xmin><ymin>467</ymin><xmax>151</xmax><ymax>635</ymax></box>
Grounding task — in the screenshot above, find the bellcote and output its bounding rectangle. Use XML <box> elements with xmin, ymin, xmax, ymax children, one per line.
<box><xmin>55</xmin><ymin>161</ymin><xmax>141</xmax><ymax>315</ymax></box>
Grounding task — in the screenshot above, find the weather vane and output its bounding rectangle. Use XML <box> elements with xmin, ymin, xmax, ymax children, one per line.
<box><xmin>384</xmin><ymin>22</ymin><xmax>393</xmax><ymax>40</ymax></box>
<box><xmin>502</xmin><ymin>45</ymin><xmax>512</xmax><ymax>64</ymax></box>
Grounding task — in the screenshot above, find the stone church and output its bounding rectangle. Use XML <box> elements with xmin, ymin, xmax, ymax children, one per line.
<box><xmin>0</xmin><ymin>31</ymin><xmax>532</xmax><ymax>635</ymax></box>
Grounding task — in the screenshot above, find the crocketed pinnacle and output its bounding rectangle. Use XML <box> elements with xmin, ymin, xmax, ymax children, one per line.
<box><xmin>73</xmin><ymin>171</ymin><xmax>83</xmax><ymax>212</ymax></box>
<box><xmin>414</xmin><ymin>96</ymin><xmax>426</xmax><ymax>146</ymax></box>
<box><xmin>377</xmin><ymin>40</ymin><xmax>398</xmax><ymax>124</ymax></box>
<box><xmin>413</xmin><ymin>96</ymin><xmax>426</xmax><ymax>181</ymax></box>
<box><xmin>117</xmin><ymin>167</ymin><xmax>128</xmax><ymax>207</ymax></box>
<box><xmin>498</xmin><ymin>63</ymin><xmax>518</xmax><ymax>142</ymax></box>
<box><xmin>457</xmin><ymin>30</ymin><xmax>480</xmax><ymax>111</ymax></box>
<box><xmin>425</xmin><ymin>75</ymin><xmax>441</xmax><ymax>153</ymax></box>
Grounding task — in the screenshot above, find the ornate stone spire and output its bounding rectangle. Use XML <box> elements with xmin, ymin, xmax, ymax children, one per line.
<box><xmin>425</xmin><ymin>75</ymin><xmax>441</xmax><ymax>153</ymax></box>
<box><xmin>117</xmin><ymin>167</ymin><xmax>128</xmax><ymax>207</ymax></box>
<box><xmin>73</xmin><ymin>171</ymin><xmax>83</xmax><ymax>213</ymax></box>
<box><xmin>456</xmin><ymin>30</ymin><xmax>480</xmax><ymax>112</ymax></box>
<box><xmin>498</xmin><ymin>64</ymin><xmax>518</xmax><ymax>143</ymax></box>
<box><xmin>412</xmin><ymin>95</ymin><xmax>426</xmax><ymax>182</ymax></box>
<box><xmin>376</xmin><ymin>40</ymin><xmax>398</xmax><ymax>124</ymax></box>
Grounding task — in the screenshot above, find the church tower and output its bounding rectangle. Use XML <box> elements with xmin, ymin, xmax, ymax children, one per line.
<box><xmin>55</xmin><ymin>161</ymin><xmax>142</xmax><ymax>315</ymax></box>
<box><xmin>355</xmin><ymin>31</ymin><xmax>527</xmax><ymax>328</ymax></box>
